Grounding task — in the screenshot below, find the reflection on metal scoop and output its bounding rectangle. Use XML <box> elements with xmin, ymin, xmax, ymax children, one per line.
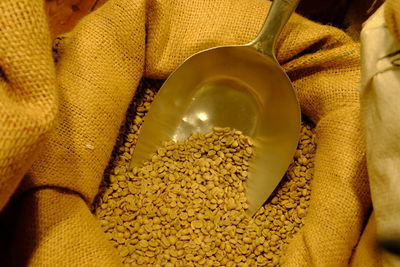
<box><xmin>130</xmin><ymin>0</ymin><xmax>301</xmax><ymax>216</ymax></box>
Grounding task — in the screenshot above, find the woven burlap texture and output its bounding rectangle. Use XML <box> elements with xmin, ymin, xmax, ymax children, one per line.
<box><xmin>1</xmin><ymin>0</ymin><xmax>371</xmax><ymax>266</ymax></box>
<box><xmin>350</xmin><ymin>213</ymin><xmax>383</xmax><ymax>266</ymax></box>
<box><xmin>0</xmin><ymin>0</ymin><xmax>57</xmax><ymax>211</ymax></box>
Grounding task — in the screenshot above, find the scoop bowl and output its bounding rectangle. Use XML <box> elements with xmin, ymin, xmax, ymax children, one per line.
<box><xmin>131</xmin><ymin>0</ymin><xmax>301</xmax><ymax>215</ymax></box>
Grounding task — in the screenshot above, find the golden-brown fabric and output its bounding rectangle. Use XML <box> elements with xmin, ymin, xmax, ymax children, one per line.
<box><xmin>350</xmin><ymin>213</ymin><xmax>383</xmax><ymax>267</ymax></box>
<box><xmin>0</xmin><ymin>0</ymin><xmax>57</xmax><ymax>211</ymax></box>
<box><xmin>25</xmin><ymin>0</ymin><xmax>147</xmax><ymax>205</ymax></box>
<box><xmin>7</xmin><ymin>189</ymin><xmax>122</xmax><ymax>266</ymax></box>
<box><xmin>0</xmin><ymin>0</ymin><xmax>370</xmax><ymax>265</ymax></box>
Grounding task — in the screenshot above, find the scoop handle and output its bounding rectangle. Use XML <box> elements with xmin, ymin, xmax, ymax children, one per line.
<box><xmin>249</xmin><ymin>0</ymin><xmax>299</xmax><ymax>59</ymax></box>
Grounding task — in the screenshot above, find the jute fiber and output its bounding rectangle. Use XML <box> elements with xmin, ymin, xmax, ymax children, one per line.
<box><xmin>0</xmin><ymin>0</ymin><xmax>371</xmax><ymax>266</ymax></box>
<box><xmin>350</xmin><ymin>213</ymin><xmax>383</xmax><ymax>266</ymax></box>
<box><xmin>0</xmin><ymin>0</ymin><xmax>57</xmax><ymax>211</ymax></box>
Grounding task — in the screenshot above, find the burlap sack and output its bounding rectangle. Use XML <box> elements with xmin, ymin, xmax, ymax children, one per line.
<box><xmin>0</xmin><ymin>0</ymin><xmax>57</xmax><ymax>211</ymax></box>
<box><xmin>350</xmin><ymin>213</ymin><xmax>383</xmax><ymax>266</ymax></box>
<box><xmin>0</xmin><ymin>0</ymin><xmax>370</xmax><ymax>266</ymax></box>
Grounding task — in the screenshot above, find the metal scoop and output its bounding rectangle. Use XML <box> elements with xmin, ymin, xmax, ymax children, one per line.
<box><xmin>130</xmin><ymin>0</ymin><xmax>301</xmax><ymax>216</ymax></box>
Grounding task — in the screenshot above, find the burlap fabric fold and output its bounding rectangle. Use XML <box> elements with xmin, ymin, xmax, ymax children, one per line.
<box><xmin>0</xmin><ymin>0</ymin><xmax>57</xmax><ymax>211</ymax></box>
<box><xmin>0</xmin><ymin>0</ymin><xmax>370</xmax><ymax>266</ymax></box>
<box><xmin>350</xmin><ymin>213</ymin><xmax>383</xmax><ymax>266</ymax></box>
